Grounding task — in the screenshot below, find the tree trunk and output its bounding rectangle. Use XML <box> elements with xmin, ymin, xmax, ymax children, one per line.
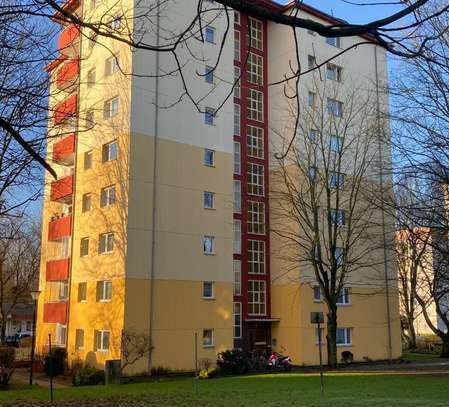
<box><xmin>407</xmin><ymin>318</ymin><xmax>417</xmax><ymax>349</ymax></box>
<box><xmin>326</xmin><ymin>308</ymin><xmax>338</xmax><ymax>368</ymax></box>
<box><xmin>0</xmin><ymin>318</ymin><xmax>6</xmax><ymax>345</ymax></box>
<box><xmin>441</xmin><ymin>336</ymin><xmax>449</xmax><ymax>358</ymax></box>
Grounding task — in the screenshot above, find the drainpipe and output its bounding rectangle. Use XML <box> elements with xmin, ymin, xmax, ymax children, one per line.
<box><xmin>374</xmin><ymin>45</ymin><xmax>393</xmax><ymax>361</ymax></box>
<box><xmin>148</xmin><ymin>0</ymin><xmax>161</xmax><ymax>373</ymax></box>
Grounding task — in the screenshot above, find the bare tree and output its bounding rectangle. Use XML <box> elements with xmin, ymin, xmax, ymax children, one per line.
<box><xmin>120</xmin><ymin>330</ymin><xmax>153</xmax><ymax>374</ymax></box>
<box><xmin>0</xmin><ymin>217</ymin><xmax>40</xmax><ymax>344</ymax></box>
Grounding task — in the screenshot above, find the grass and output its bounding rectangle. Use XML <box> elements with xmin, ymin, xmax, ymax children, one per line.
<box><xmin>401</xmin><ymin>352</ymin><xmax>441</xmax><ymax>362</ymax></box>
<box><xmin>2</xmin><ymin>372</ymin><xmax>449</xmax><ymax>406</ymax></box>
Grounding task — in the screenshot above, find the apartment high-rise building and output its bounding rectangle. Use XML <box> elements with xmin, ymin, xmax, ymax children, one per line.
<box><xmin>36</xmin><ymin>0</ymin><xmax>401</xmax><ymax>372</ymax></box>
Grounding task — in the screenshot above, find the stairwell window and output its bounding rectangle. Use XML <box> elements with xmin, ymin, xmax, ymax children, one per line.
<box><xmin>100</xmin><ymin>185</ymin><xmax>116</xmax><ymax>208</ymax></box>
<box><xmin>247</xmin><ymin>126</ymin><xmax>264</xmax><ymax>159</ymax></box>
<box><xmin>55</xmin><ymin>324</ymin><xmax>67</xmax><ymax>346</ymax></box>
<box><xmin>234</xmin><ymin>103</ymin><xmax>241</xmax><ymax>136</ymax></box>
<box><xmin>248</xmin><ymin>280</ymin><xmax>266</xmax><ymax>315</ymax></box>
<box><xmin>234</xmin><ymin>142</ymin><xmax>241</xmax><ymax>174</ymax></box>
<box><xmin>233</xmin><ymin>302</ymin><xmax>242</xmax><ymax>338</ymax></box>
<box><xmin>247</xmin><ymin>52</ymin><xmax>263</xmax><ymax>86</ymax></box>
<box><xmin>248</xmin><ymin>240</ymin><xmax>265</xmax><ymax>274</ymax></box>
<box><xmin>234</xmin><ymin>219</ymin><xmax>241</xmax><ymax>254</ymax></box>
<box><xmin>205</xmin><ymin>65</ymin><xmax>214</xmax><ymax>84</ymax></box>
<box><xmin>203</xmin><ymin>236</ymin><xmax>215</xmax><ymax>255</ymax></box>
<box><xmin>247</xmin><ymin>162</ymin><xmax>264</xmax><ymax>196</ymax></box>
<box><xmin>233</xmin><ymin>260</ymin><xmax>241</xmax><ymax>296</ymax></box>
<box><xmin>234</xmin><ymin>30</ymin><xmax>241</xmax><ymax>61</ymax></box>
<box><xmin>330</xmin><ymin>208</ymin><xmax>345</xmax><ymax>226</ymax></box>
<box><xmin>330</xmin><ymin>135</ymin><xmax>343</xmax><ymax>153</ymax></box>
<box><xmin>104</xmin><ymin>97</ymin><xmax>119</xmax><ymax>119</ymax></box>
<box><xmin>337</xmin><ymin>328</ymin><xmax>352</xmax><ymax>346</ymax></box>
<box><xmin>58</xmin><ymin>281</ymin><xmax>69</xmax><ymax>301</ymax></box>
<box><xmin>86</xmin><ymin>110</ymin><xmax>94</xmax><ymax>128</ymax></box>
<box><xmin>247</xmin><ymin>89</ymin><xmax>263</xmax><ymax>122</ymax></box>
<box><xmin>308</xmin><ymin>55</ymin><xmax>316</xmax><ymax>70</ymax></box>
<box><xmin>329</xmin><ymin>171</ymin><xmax>345</xmax><ymax>190</ymax></box>
<box><xmin>99</xmin><ymin>232</ymin><xmax>114</xmax><ymax>254</ymax></box>
<box><xmin>234</xmin><ymin>67</ymin><xmax>241</xmax><ymax>98</ymax></box>
<box><xmin>308</xmin><ymin>91</ymin><xmax>316</xmax><ymax>108</ymax></box>
<box><xmin>248</xmin><ymin>201</ymin><xmax>265</xmax><ymax>235</ymax></box>
<box><xmin>102</xmin><ymin>140</ymin><xmax>118</xmax><ymax>162</ymax></box>
<box><xmin>313</xmin><ymin>286</ymin><xmax>322</xmax><ymax>302</ymax></box>
<box><xmin>97</xmin><ymin>280</ymin><xmax>112</xmax><ymax>302</ymax></box>
<box><xmin>80</xmin><ymin>237</ymin><xmax>89</xmax><ymax>257</ymax></box>
<box><xmin>248</xmin><ymin>17</ymin><xmax>263</xmax><ymax>50</ymax></box>
<box><xmin>234</xmin><ymin>180</ymin><xmax>241</xmax><ymax>213</ymax></box>
<box><xmin>105</xmin><ymin>54</ymin><xmax>120</xmax><ymax>76</ymax></box>
<box><xmin>94</xmin><ymin>330</ymin><xmax>110</xmax><ymax>352</ymax></box>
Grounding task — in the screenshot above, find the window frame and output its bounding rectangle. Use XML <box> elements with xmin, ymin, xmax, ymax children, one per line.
<box><xmin>202</xmin><ymin>281</ymin><xmax>214</xmax><ymax>299</ymax></box>
<box><xmin>233</xmin><ymin>302</ymin><xmax>242</xmax><ymax>339</ymax></box>
<box><xmin>100</xmin><ymin>185</ymin><xmax>116</xmax><ymax>208</ymax></box>
<box><xmin>99</xmin><ymin>232</ymin><xmax>114</xmax><ymax>254</ymax></box>
<box><xmin>202</xmin><ymin>328</ymin><xmax>214</xmax><ymax>348</ymax></box>
<box><xmin>95</xmin><ymin>329</ymin><xmax>110</xmax><ymax>352</ymax></box>
<box><xmin>97</xmin><ymin>280</ymin><xmax>112</xmax><ymax>302</ymax></box>
<box><xmin>204</xmin><ymin>149</ymin><xmax>215</xmax><ymax>167</ymax></box>
<box><xmin>80</xmin><ymin>237</ymin><xmax>89</xmax><ymax>257</ymax></box>
<box><xmin>203</xmin><ymin>191</ymin><xmax>215</xmax><ymax>209</ymax></box>
<box><xmin>203</xmin><ymin>235</ymin><xmax>215</xmax><ymax>255</ymax></box>
<box><xmin>248</xmin><ymin>240</ymin><xmax>265</xmax><ymax>274</ymax></box>
<box><xmin>248</xmin><ymin>280</ymin><xmax>266</xmax><ymax>316</ymax></box>
<box><xmin>247</xmin><ymin>162</ymin><xmax>264</xmax><ymax>196</ymax></box>
<box><xmin>247</xmin><ymin>89</ymin><xmax>264</xmax><ymax>122</ymax></box>
<box><xmin>247</xmin><ymin>125</ymin><xmax>264</xmax><ymax>159</ymax></box>
<box><xmin>248</xmin><ymin>201</ymin><xmax>265</xmax><ymax>235</ymax></box>
<box><xmin>78</xmin><ymin>282</ymin><xmax>87</xmax><ymax>303</ymax></box>
<box><xmin>234</xmin><ymin>219</ymin><xmax>242</xmax><ymax>254</ymax></box>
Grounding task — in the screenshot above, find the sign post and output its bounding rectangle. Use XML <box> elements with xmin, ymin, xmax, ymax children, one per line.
<box><xmin>311</xmin><ymin>312</ymin><xmax>325</xmax><ymax>396</ymax></box>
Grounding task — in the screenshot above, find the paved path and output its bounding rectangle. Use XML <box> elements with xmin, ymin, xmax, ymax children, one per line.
<box><xmin>12</xmin><ymin>371</ymin><xmax>69</xmax><ymax>388</ymax></box>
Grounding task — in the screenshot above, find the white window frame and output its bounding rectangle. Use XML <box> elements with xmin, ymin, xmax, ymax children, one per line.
<box><xmin>330</xmin><ymin>208</ymin><xmax>345</xmax><ymax>226</ymax></box>
<box><xmin>104</xmin><ymin>97</ymin><xmax>119</xmax><ymax>119</ymax></box>
<box><xmin>202</xmin><ymin>329</ymin><xmax>214</xmax><ymax>347</ymax></box>
<box><xmin>247</xmin><ymin>52</ymin><xmax>263</xmax><ymax>85</ymax></box>
<box><xmin>105</xmin><ymin>53</ymin><xmax>119</xmax><ymax>76</ymax></box>
<box><xmin>205</xmin><ymin>26</ymin><xmax>215</xmax><ymax>44</ymax></box>
<box><xmin>248</xmin><ymin>240</ymin><xmax>265</xmax><ymax>274</ymax></box>
<box><xmin>203</xmin><ymin>191</ymin><xmax>215</xmax><ymax>209</ymax></box>
<box><xmin>326</xmin><ymin>36</ymin><xmax>341</xmax><ymax>48</ymax></box>
<box><xmin>308</xmin><ymin>91</ymin><xmax>316</xmax><ymax>108</ymax></box>
<box><xmin>248</xmin><ymin>280</ymin><xmax>266</xmax><ymax>316</ymax></box>
<box><xmin>97</xmin><ymin>280</ymin><xmax>112</xmax><ymax>302</ymax></box>
<box><xmin>205</xmin><ymin>65</ymin><xmax>214</xmax><ymax>84</ymax></box>
<box><xmin>80</xmin><ymin>237</ymin><xmax>89</xmax><ymax>257</ymax></box>
<box><xmin>336</xmin><ymin>327</ymin><xmax>352</xmax><ymax>346</ymax></box>
<box><xmin>337</xmin><ymin>287</ymin><xmax>351</xmax><ymax>305</ymax></box>
<box><xmin>234</xmin><ymin>141</ymin><xmax>241</xmax><ymax>175</ymax></box>
<box><xmin>234</xmin><ymin>103</ymin><xmax>241</xmax><ymax>136</ymax></box>
<box><xmin>101</xmin><ymin>185</ymin><xmax>116</xmax><ymax>208</ymax></box>
<box><xmin>234</xmin><ymin>66</ymin><xmax>241</xmax><ymax>98</ymax></box>
<box><xmin>247</xmin><ymin>125</ymin><xmax>264</xmax><ymax>159</ymax></box>
<box><xmin>102</xmin><ymin>140</ymin><xmax>118</xmax><ymax>162</ymax></box>
<box><xmin>233</xmin><ymin>302</ymin><xmax>242</xmax><ymax>339</ymax></box>
<box><xmin>78</xmin><ymin>282</ymin><xmax>87</xmax><ymax>303</ymax></box>
<box><xmin>330</xmin><ymin>135</ymin><xmax>343</xmax><ymax>153</ymax></box>
<box><xmin>95</xmin><ymin>330</ymin><xmax>110</xmax><ymax>352</ymax></box>
<box><xmin>84</xmin><ymin>151</ymin><xmax>93</xmax><ymax>170</ymax></box>
<box><xmin>248</xmin><ymin>201</ymin><xmax>265</xmax><ymax>235</ymax></box>
<box><xmin>233</xmin><ymin>180</ymin><xmax>241</xmax><ymax>213</ymax></box>
<box><xmin>82</xmin><ymin>193</ymin><xmax>92</xmax><ymax>213</ymax></box>
<box><xmin>234</xmin><ymin>30</ymin><xmax>240</xmax><ymax>61</ymax></box>
<box><xmin>234</xmin><ymin>219</ymin><xmax>241</xmax><ymax>254</ymax></box>
<box><xmin>248</xmin><ymin>17</ymin><xmax>263</xmax><ymax>50</ymax></box>
<box><xmin>308</xmin><ymin>55</ymin><xmax>316</xmax><ymax>70</ymax></box>
<box><xmin>204</xmin><ymin>107</ymin><xmax>215</xmax><ymax>125</ymax></box>
<box><xmin>326</xmin><ymin>63</ymin><xmax>342</xmax><ymax>82</ymax></box>
<box><xmin>327</xmin><ymin>98</ymin><xmax>343</xmax><ymax>117</ymax></box>
<box><xmin>75</xmin><ymin>329</ymin><xmax>85</xmax><ymax>351</ymax></box>
<box><xmin>247</xmin><ymin>162</ymin><xmax>264</xmax><ymax>196</ymax></box>
<box><xmin>203</xmin><ymin>236</ymin><xmax>215</xmax><ymax>255</ymax></box>
<box><xmin>204</xmin><ymin>149</ymin><xmax>215</xmax><ymax>166</ymax></box>
<box><xmin>55</xmin><ymin>323</ymin><xmax>67</xmax><ymax>346</ymax></box>
<box><xmin>329</xmin><ymin>171</ymin><xmax>345</xmax><ymax>190</ymax></box>
<box><xmin>313</xmin><ymin>286</ymin><xmax>322</xmax><ymax>302</ymax></box>
<box><xmin>99</xmin><ymin>232</ymin><xmax>114</xmax><ymax>254</ymax></box>
<box><xmin>247</xmin><ymin>89</ymin><xmax>263</xmax><ymax>122</ymax></box>
<box><xmin>233</xmin><ymin>260</ymin><xmax>241</xmax><ymax>296</ymax></box>
<box><xmin>202</xmin><ymin>281</ymin><xmax>214</xmax><ymax>299</ymax></box>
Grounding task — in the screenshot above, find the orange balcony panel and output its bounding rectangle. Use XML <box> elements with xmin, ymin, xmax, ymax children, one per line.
<box><xmin>53</xmin><ymin>134</ymin><xmax>75</xmax><ymax>165</ymax></box>
<box><xmin>56</xmin><ymin>59</ymin><xmax>79</xmax><ymax>89</ymax></box>
<box><xmin>48</xmin><ymin>215</ymin><xmax>72</xmax><ymax>241</ymax></box>
<box><xmin>58</xmin><ymin>24</ymin><xmax>80</xmax><ymax>54</ymax></box>
<box><xmin>54</xmin><ymin>94</ymin><xmax>77</xmax><ymax>125</ymax></box>
<box><xmin>46</xmin><ymin>258</ymin><xmax>70</xmax><ymax>281</ymax></box>
<box><xmin>50</xmin><ymin>175</ymin><xmax>73</xmax><ymax>202</ymax></box>
<box><xmin>43</xmin><ymin>302</ymin><xmax>67</xmax><ymax>324</ymax></box>
<box><xmin>53</xmin><ymin>0</ymin><xmax>81</xmax><ymax>23</ymax></box>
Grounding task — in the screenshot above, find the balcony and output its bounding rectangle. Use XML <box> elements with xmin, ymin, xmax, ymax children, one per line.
<box><xmin>53</xmin><ymin>134</ymin><xmax>75</xmax><ymax>165</ymax></box>
<box><xmin>46</xmin><ymin>258</ymin><xmax>70</xmax><ymax>281</ymax></box>
<box><xmin>43</xmin><ymin>302</ymin><xmax>67</xmax><ymax>324</ymax></box>
<box><xmin>58</xmin><ymin>24</ymin><xmax>80</xmax><ymax>56</ymax></box>
<box><xmin>53</xmin><ymin>0</ymin><xmax>81</xmax><ymax>23</ymax></box>
<box><xmin>54</xmin><ymin>94</ymin><xmax>77</xmax><ymax>126</ymax></box>
<box><xmin>48</xmin><ymin>215</ymin><xmax>72</xmax><ymax>241</ymax></box>
<box><xmin>56</xmin><ymin>59</ymin><xmax>79</xmax><ymax>90</ymax></box>
<box><xmin>50</xmin><ymin>175</ymin><xmax>73</xmax><ymax>202</ymax></box>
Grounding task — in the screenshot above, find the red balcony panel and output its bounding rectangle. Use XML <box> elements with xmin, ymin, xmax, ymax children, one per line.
<box><xmin>53</xmin><ymin>0</ymin><xmax>81</xmax><ymax>23</ymax></box>
<box><xmin>56</xmin><ymin>59</ymin><xmax>79</xmax><ymax>89</ymax></box>
<box><xmin>43</xmin><ymin>302</ymin><xmax>67</xmax><ymax>324</ymax></box>
<box><xmin>58</xmin><ymin>24</ymin><xmax>80</xmax><ymax>54</ymax></box>
<box><xmin>46</xmin><ymin>258</ymin><xmax>70</xmax><ymax>281</ymax></box>
<box><xmin>48</xmin><ymin>215</ymin><xmax>72</xmax><ymax>241</ymax></box>
<box><xmin>54</xmin><ymin>94</ymin><xmax>77</xmax><ymax>125</ymax></box>
<box><xmin>45</xmin><ymin>55</ymin><xmax>67</xmax><ymax>73</ymax></box>
<box><xmin>50</xmin><ymin>175</ymin><xmax>73</xmax><ymax>202</ymax></box>
<box><xmin>53</xmin><ymin>134</ymin><xmax>75</xmax><ymax>165</ymax></box>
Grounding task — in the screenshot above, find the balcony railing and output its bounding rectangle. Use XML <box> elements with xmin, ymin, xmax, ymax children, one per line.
<box><xmin>50</xmin><ymin>175</ymin><xmax>73</xmax><ymax>202</ymax></box>
<box><xmin>58</xmin><ymin>24</ymin><xmax>80</xmax><ymax>55</ymax></box>
<box><xmin>46</xmin><ymin>258</ymin><xmax>70</xmax><ymax>281</ymax></box>
<box><xmin>48</xmin><ymin>215</ymin><xmax>72</xmax><ymax>241</ymax></box>
<box><xmin>53</xmin><ymin>134</ymin><xmax>75</xmax><ymax>165</ymax></box>
<box><xmin>43</xmin><ymin>302</ymin><xmax>68</xmax><ymax>324</ymax></box>
<box><xmin>56</xmin><ymin>59</ymin><xmax>79</xmax><ymax>90</ymax></box>
<box><xmin>54</xmin><ymin>94</ymin><xmax>77</xmax><ymax>126</ymax></box>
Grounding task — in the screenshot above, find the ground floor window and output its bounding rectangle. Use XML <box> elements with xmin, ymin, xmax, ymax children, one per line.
<box><xmin>233</xmin><ymin>302</ymin><xmax>242</xmax><ymax>339</ymax></box>
<box><xmin>55</xmin><ymin>323</ymin><xmax>67</xmax><ymax>346</ymax></box>
<box><xmin>94</xmin><ymin>330</ymin><xmax>110</xmax><ymax>352</ymax></box>
<box><xmin>337</xmin><ymin>328</ymin><xmax>352</xmax><ymax>346</ymax></box>
<box><xmin>202</xmin><ymin>329</ymin><xmax>214</xmax><ymax>347</ymax></box>
<box><xmin>75</xmin><ymin>329</ymin><xmax>85</xmax><ymax>351</ymax></box>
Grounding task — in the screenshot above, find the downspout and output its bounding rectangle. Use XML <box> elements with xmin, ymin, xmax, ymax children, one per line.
<box><xmin>374</xmin><ymin>44</ymin><xmax>393</xmax><ymax>361</ymax></box>
<box><xmin>148</xmin><ymin>0</ymin><xmax>161</xmax><ymax>373</ymax></box>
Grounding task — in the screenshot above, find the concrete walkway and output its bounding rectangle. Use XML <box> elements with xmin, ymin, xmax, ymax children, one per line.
<box><xmin>12</xmin><ymin>370</ymin><xmax>69</xmax><ymax>388</ymax></box>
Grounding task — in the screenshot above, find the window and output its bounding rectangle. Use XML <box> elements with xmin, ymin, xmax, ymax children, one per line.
<box><xmin>234</xmin><ymin>30</ymin><xmax>240</xmax><ymax>61</ymax></box>
<box><xmin>86</xmin><ymin>110</ymin><xmax>94</xmax><ymax>128</ymax></box>
<box><xmin>205</xmin><ymin>65</ymin><xmax>214</xmax><ymax>84</ymax></box>
<box><xmin>247</xmin><ymin>126</ymin><xmax>264</xmax><ymax>158</ymax></box>
<box><xmin>234</xmin><ymin>219</ymin><xmax>241</xmax><ymax>254</ymax></box>
<box><xmin>307</xmin><ymin>55</ymin><xmax>316</xmax><ymax>70</ymax></box>
<box><xmin>248</xmin><ymin>280</ymin><xmax>266</xmax><ymax>315</ymax></box>
<box><xmin>78</xmin><ymin>282</ymin><xmax>87</xmax><ymax>302</ymax></box>
<box><xmin>100</xmin><ymin>185</ymin><xmax>116</xmax><ymax>208</ymax></box>
<box><xmin>313</xmin><ymin>286</ymin><xmax>321</xmax><ymax>302</ymax></box>
<box><xmin>233</xmin><ymin>303</ymin><xmax>242</xmax><ymax>339</ymax></box>
<box><xmin>58</xmin><ymin>281</ymin><xmax>69</xmax><ymax>301</ymax></box>
<box><xmin>234</xmin><ymin>11</ymin><xmax>240</xmax><ymax>25</ymax></box>
<box><xmin>204</xmin><ymin>191</ymin><xmax>215</xmax><ymax>209</ymax></box>
<box><xmin>99</xmin><ymin>232</ymin><xmax>114</xmax><ymax>254</ymax></box>
<box><xmin>247</xmin><ymin>89</ymin><xmax>263</xmax><ymax>122</ymax></box>
<box><xmin>308</xmin><ymin>91</ymin><xmax>316</xmax><ymax>108</ymax></box>
<box><xmin>248</xmin><ymin>240</ymin><xmax>265</xmax><ymax>274</ymax></box>
<box><xmin>337</xmin><ymin>287</ymin><xmax>350</xmax><ymax>305</ymax></box>
<box><xmin>88</xmin><ymin>32</ymin><xmax>97</xmax><ymax>50</ymax></box>
<box><xmin>202</xmin><ymin>329</ymin><xmax>214</xmax><ymax>347</ymax></box>
<box><xmin>56</xmin><ymin>324</ymin><xmax>67</xmax><ymax>346</ymax></box>
<box><xmin>247</xmin><ymin>52</ymin><xmax>263</xmax><ymax>85</ymax></box>
<box><xmin>336</xmin><ymin>328</ymin><xmax>352</xmax><ymax>346</ymax></box>
<box><xmin>97</xmin><ymin>280</ymin><xmax>112</xmax><ymax>302</ymax></box>
<box><xmin>234</xmin><ymin>142</ymin><xmax>241</xmax><ymax>174</ymax></box>
<box><xmin>203</xmin><ymin>236</ymin><xmax>215</xmax><ymax>254</ymax></box>
<box><xmin>233</xmin><ymin>260</ymin><xmax>241</xmax><ymax>296</ymax></box>
<box><xmin>75</xmin><ymin>329</ymin><xmax>85</xmax><ymax>350</ymax></box>
<box><xmin>247</xmin><ymin>163</ymin><xmax>264</xmax><ymax>196</ymax></box>
<box><xmin>105</xmin><ymin>54</ymin><xmax>120</xmax><ymax>76</ymax></box>
<box><xmin>203</xmin><ymin>281</ymin><xmax>214</xmax><ymax>299</ymax></box>
<box><xmin>84</xmin><ymin>151</ymin><xmax>92</xmax><ymax>170</ymax></box>
<box><xmin>326</xmin><ymin>64</ymin><xmax>342</xmax><ymax>82</ymax></box>
<box><xmin>94</xmin><ymin>330</ymin><xmax>110</xmax><ymax>352</ymax></box>
<box><xmin>330</xmin><ymin>135</ymin><xmax>343</xmax><ymax>153</ymax></box>
<box><xmin>248</xmin><ymin>18</ymin><xmax>263</xmax><ymax>50</ymax></box>
<box><xmin>82</xmin><ymin>193</ymin><xmax>92</xmax><ymax>213</ymax></box>
<box><xmin>327</xmin><ymin>98</ymin><xmax>343</xmax><ymax>117</ymax></box>
<box><xmin>233</xmin><ymin>180</ymin><xmax>241</xmax><ymax>213</ymax></box>
<box><xmin>308</xmin><ymin>129</ymin><xmax>318</xmax><ymax>143</ymax></box>
<box><xmin>109</xmin><ymin>16</ymin><xmax>121</xmax><ymax>31</ymax></box>
<box><xmin>205</xmin><ymin>26</ymin><xmax>215</xmax><ymax>43</ymax></box>
<box><xmin>335</xmin><ymin>247</ymin><xmax>344</xmax><ymax>267</ymax></box>
<box><xmin>329</xmin><ymin>171</ymin><xmax>345</xmax><ymax>190</ymax></box>
<box><xmin>80</xmin><ymin>237</ymin><xmax>89</xmax><ymax>257</ymax></box>
<box><xmin>102</xmin><ymin>140</ymin><xmax>118</xmax><ymax>162</ymax></box>
<box><xmin>248</xmin><ymin>201</ymin><xmax>265</xmax><ymax>234</ymax></box>
<box><xmin>330</xmin><ymin>209</ymin><xmax>345</xmax><ymax>226</ymax></box>
<box><xmin>87</xmin><ymin>68</ymin><xmax>96</xmax><ymax>87</ymax></box>
<box><xmin>60</xmin><ymin>236</ymin><xmax>70</xmax><ymax>258</ymax></box>
<box><xmin>234</xmin><ymin>67</ymin><xmax>241</xmax><ymax>98</ymax></box>
<box><xmin>234</xmin><ymin>103</ymin><xmax>240</xmax><ymax>136</ymax></box>
<box><xmin>104</xmin><ymin>97</ymin><xmax>119</xmax><ymax>119</ymax></box>
<box><xmin>326</xmin><ymin>37</ymin><xmax>341</xmax><ymax>48</ymax></box>
<box><xmin>204</xmin><ymin>107</ymin><xmax>215</xmax><ymax>125</ymax></box>
<box><xmin>204</xmin><ymin>149</ymin><xmax>215</xmax><ymax>166</ymax></box>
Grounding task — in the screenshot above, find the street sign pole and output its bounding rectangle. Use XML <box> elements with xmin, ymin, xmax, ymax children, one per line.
<box><xmin>311</xmin><ymin>312</ymin><xmax>325</xmax><ymax>397</ymax></box>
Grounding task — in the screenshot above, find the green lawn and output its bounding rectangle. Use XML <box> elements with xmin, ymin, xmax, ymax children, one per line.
<box><xmin>401</xmin><ymin>352</ymin><xmax>441</xmax><ymax>362</ymax></box>
<box><xmin>2</xmin><ymin>372</ymin><xmax>449</xmax><ymax>406</ymax></box>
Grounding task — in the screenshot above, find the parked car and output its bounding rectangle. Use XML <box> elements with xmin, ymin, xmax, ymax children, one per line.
<box><xmin>5</xmin><ymin>332</ymin><xmax>31</xmax><ymax>347</ymax></box>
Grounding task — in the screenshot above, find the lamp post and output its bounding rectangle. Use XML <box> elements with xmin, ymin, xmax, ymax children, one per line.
<box><xmin>29</xmin><ymin>289</ymin><xmax>41</xmax><ymax>385</ymax></box>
